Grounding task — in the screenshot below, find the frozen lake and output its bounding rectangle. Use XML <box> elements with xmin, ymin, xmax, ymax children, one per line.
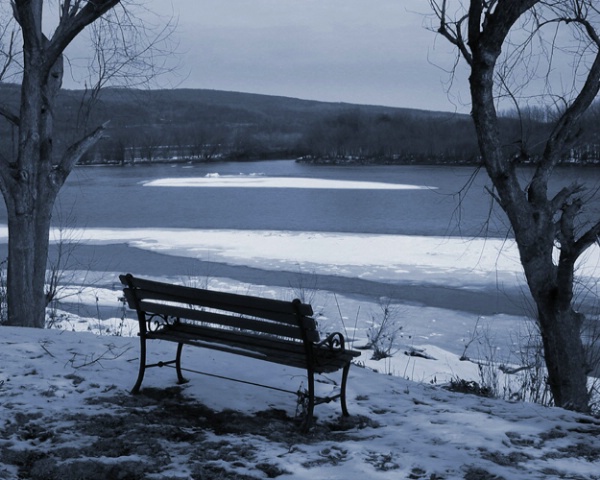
<box><xmin>0</xmin><ymin>159</ymin><xmax>598</xmax><ymax>371</ymax></box>
<box><xmin>0</xmin><ymin>159</ymin><xmax>599</xmax><ymax>321</ymax></box>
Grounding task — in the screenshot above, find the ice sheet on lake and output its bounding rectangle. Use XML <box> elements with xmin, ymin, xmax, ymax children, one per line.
<box><xmin>0</xmin><ymin>225</ymin><xmax>525</xmax><ymax>288</ymax></box>
<box><xmin>142</xmin><ymin>175</ymin><xmax>436</xmax><ymax>190</ymax></box>
<box><xmin>0</xmin><ymin>225</ymin><xmax>598</xmax><ymax>292</ymax></box>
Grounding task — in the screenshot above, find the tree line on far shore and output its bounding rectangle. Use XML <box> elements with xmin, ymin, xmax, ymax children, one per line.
<box><xmin>1</xmin><ymin>83</ymin><xmax>599</xmax><ymax>167</ymax></box>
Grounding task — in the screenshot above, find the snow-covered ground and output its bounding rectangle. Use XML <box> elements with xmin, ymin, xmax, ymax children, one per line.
<box><xmin>2</xmin><ymin>173</ymin><xmax>600</xmax><ymax>478</ymax></box>
<box><xmin>2</xmin><ymin>319</ymin><xmax>600</xmax><ymax>479</ymax></box>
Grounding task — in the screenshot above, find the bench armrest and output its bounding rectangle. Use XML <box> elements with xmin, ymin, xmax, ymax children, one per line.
<box><xmin>147</xmin><ymin>313</ymin><xmax>179</xmax><ymax>332</ymax></box>
<box><xmin>316</xmin><ymin>332</ymin><xmax>346</xmax><ymax>352</ymax></box>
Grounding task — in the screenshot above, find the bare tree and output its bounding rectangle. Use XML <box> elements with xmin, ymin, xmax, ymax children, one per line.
<box><xmin>0</xmin><ymin>1</ymin><xmax>173</xmax><ymax>328</ymax></box>
<box><xmin>429</xmin><ymin>0</ymin><xmax>600</xmax><ymax>412</ymax></box>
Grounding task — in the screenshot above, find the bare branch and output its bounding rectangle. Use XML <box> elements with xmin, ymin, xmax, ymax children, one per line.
<box><xmin>51</xmin><ymin>121</ymin><xmax>109</xmax><ymax>187</ymax></box>
<box><xmin>84</xmin><ymin>5</ymin><xmax>178</xmax><ymax>89</ymax></box>
<box><xmin>572</xmin><ymin>220</ymin><xmax>600</xmax><ymax>259</ymax></box>
<box><xmin>557</xmin><ymin>197</ymin><xmax>582</xmax><ymax>252</ymax></box>
<box><xmin>538</xmin><ymin>8</ymin><xmax>600</xmax><ymax>170</ymax></box>
<box><xmin>429</xmin><ymin>0</ymin><xmax>473</xmax><ymax>65</ymax></box>
<box><xmin>46</xmin><ymin>0</ymin><xmax>121</xmax><ymax>72</ymax></box>
<box><xmin>0</xmin><ymin>104</ymin><xmax>19</xmax><ymax>127</ymax></box>
<box><xmin>69</xmin><ymin>3</ymin><xmax>178</xmax><ymax>133</ymax></box>
<box><xmin>0</xmin><ymin>28</ymin><xmax>17</xmax><ymax>80</ymax></box>
<box><xmin>484</xmin><ymin>184</ymin><xmax>503</xmax><ymax>207</ymax></box>
<box><xmin>550</xmin><ymin>182</ymin><xmax>585</xmax><ymax>212</ymax></box>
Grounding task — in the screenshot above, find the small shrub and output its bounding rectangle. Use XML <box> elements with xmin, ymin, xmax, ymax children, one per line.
<box><xmin>366</xmin><ymin>297</ymin><xmax>404</xmax><ymax>360</ymax></box>
<box><xmin>503</xmin><ymin>319</ymin><xmax>553</xmax><ymax>407</ymax></box>
<box><xmin>445</xmin><ymin>377</ymin><xmax>494</xmax><ymax>398</ymax></box>
<box><xmin>288</xmin><ymin>268</ymin><xmax>319</xmax><ymax>305</ymax></box>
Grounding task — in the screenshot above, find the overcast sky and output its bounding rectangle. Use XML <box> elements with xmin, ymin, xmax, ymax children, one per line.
<box><xmin>151</xmin><ymin>0</ymin><xmax>470</xmax><ymax>113</ymax></box>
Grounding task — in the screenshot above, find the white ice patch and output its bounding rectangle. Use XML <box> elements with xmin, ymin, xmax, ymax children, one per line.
<box><xmin>142</xmin><ymin>175</ymin><xmax>436</xmax><ymax>190</ymax></box>
<box><xmin>1</xmin><ymin>224</ymin><xmax>599</xmax><ymax>291</ymax></box>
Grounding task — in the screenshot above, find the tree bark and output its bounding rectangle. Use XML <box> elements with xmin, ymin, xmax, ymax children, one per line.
<box><xmin>538</xmin><ymin>301</ymin><xmax>589</xmax><ymax>411</ymax></box>
<box><xmin>5</xmin><ymin>203</ymin><xmax>52</xmax><ymax>328</ymax></box>
<box><xmin>1</xmin><ymin>6</ymin><xmax>50</xmax><ymax>327</ymax></box>
<box><xmin>1</xmin><ymin>57</ymin><xmax>59</xmax><ymax>327</ymax></box>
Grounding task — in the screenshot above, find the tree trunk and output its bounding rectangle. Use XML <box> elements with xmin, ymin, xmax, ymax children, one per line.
<box><xmin>510</xmin><ymin>188</ymin><xmax>590</xmax><ymax>411</ymax></box>
<box><xmin>3</xmin><ymin>68</ymin><xmax>58</xmax><ymax>328</ymax></box>
<box><xmin>538</xmin><ymin>305</ymin><xmax>589</xmax><ymax>411</ymax></box>
<box><xmin>1</xmin><ymin>6</ymin><xmax>62</xmax><ymax>328</ymax></box>
<box><xmin>5</xmin><ymin>201</ymin><xmax>52</xmax><ymax>328</ymax></box>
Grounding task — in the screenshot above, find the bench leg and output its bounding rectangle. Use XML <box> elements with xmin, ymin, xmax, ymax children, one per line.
<box><xmin>131</xmin><ymin>335</ymin><xmax>147</xmax><ymax>394</ymax></box>
<box><xmin>340</xmin><ymin>362</ymin><xmax>351</xmax><ymax>417</ymax></box>
<box><xmin>175</xmin><ymin>342</ymin><xmax>188</xmax><ymax>384</ymax></box>
<box><xmin>301</xmin><ymin>368</ymin><xmax>316</xmax><ymax>433</ymax></box>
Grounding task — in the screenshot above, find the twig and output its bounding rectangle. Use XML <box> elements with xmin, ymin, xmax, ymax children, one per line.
<box><xmin>66</xmin><ymin>343</ymin><xmax>132</xmax><ymax>369</ymax></box>
<box><xmin>39</xmin><ymin>339</ymin><xmax>56</xmax><ymax>358</ymax></box>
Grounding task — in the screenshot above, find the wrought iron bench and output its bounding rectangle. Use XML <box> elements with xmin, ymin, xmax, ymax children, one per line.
<box><xmin>120</xmin><ymin>273</ymin><xmax>361</xmax><ymax>430</ymax></box>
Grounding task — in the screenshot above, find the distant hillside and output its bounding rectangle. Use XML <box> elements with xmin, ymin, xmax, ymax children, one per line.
<box><xmin>1</xmin><ymin>84</ymin><xmax>597</xmax><ymax>165</ymax></box>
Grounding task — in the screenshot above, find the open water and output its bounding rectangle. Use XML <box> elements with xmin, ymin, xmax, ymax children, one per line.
<box><xmin>16</xmin><ymin>159</ymin><xmax>597</xmax><ymax>238</ymax></box>
<box><xmin>0</xmin><ymin>160</ymin><xmax>549</xmax><ymax>236</ymax></box>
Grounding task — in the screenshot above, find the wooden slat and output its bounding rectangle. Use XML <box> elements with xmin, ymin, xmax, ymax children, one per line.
<box><xmin>166</xmin><ymin>325</ymin><xmax>360</xmax><ymax>371</ymax></box>
<box><xmin>139</xmin><ymin>300</ymin><xmax>305</xmax><ymax>340</ymax></box>
<box><xmin>133</xmin><ymin>288</ymin><xmax>304</xmax><ymax>325</ymax></box>
<box><xmin>170</xmin><ymin>323</ymin><xmax>306</xmax><ymax>353</ymax></box>
<box><xmin>120</xmin><ymin>274</ymin><xmax>313</xmax><ymax>317</ymax></box>
<box><xmin>148</xmin><ymin>330</ymin><xmax>309</xmax><ymax>369</ymax></box>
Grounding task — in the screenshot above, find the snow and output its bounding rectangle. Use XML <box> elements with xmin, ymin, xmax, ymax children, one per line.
<box><xmin>2</xmin><ymin>324</ymin><xmax>599</xmax><ymax>479</ymax></box>
<box><xmin>143</xmin><ymin>175</ymin><xmax>436</xmax><ymax>190</ymax></box>
<box><xmin>1</xmin><ymin>181</ymin><xmax>600</xmax><ymax>477</ymax></box>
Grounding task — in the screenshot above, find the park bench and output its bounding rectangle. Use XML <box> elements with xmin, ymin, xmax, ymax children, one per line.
<box><xmin>120</xmin><ymin>273</ymin><xmax>361</xmax><ymax>430</ymax></box>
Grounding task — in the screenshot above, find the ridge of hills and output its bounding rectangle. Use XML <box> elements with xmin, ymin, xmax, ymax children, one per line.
<box><xmin>3</xmin><ymin>83</ymin><xmax>593</xmax><ymax>165</ymax></box>
<box><xmin>0</xmin><ymin>83</ymin><xmax>479</xmax><ymax>164</ymax></box>
<box><xmin>0</xmin><ymin>83</ymin><xmax>465</xmax><ymax>126</ymax></box>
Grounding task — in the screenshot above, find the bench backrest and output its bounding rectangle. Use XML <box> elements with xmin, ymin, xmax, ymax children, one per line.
<box><xmin>119</xmin><ymin>273</ymin><xmax>319</xmax><ymax>343</ymax></box>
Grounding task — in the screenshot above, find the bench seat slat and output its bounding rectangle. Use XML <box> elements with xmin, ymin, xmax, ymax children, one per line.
<box><xmin>148</xmin><ymin>330</ymin><xmax>309</xmax><ymax>368</ymax></box>
<box><xmin>147</xmin><ymin>329</ymin><xmax>356</xmax><ymax>373</ymax></box>
<box><xmin>164</xmin><ymin>323</ymin><xmax>306</xmax><ymax>353</ymax></box>
<box><xmin>148</xmin><ymin>324</ymin><xmax>360</xmax><ymax>373</ymax></box>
